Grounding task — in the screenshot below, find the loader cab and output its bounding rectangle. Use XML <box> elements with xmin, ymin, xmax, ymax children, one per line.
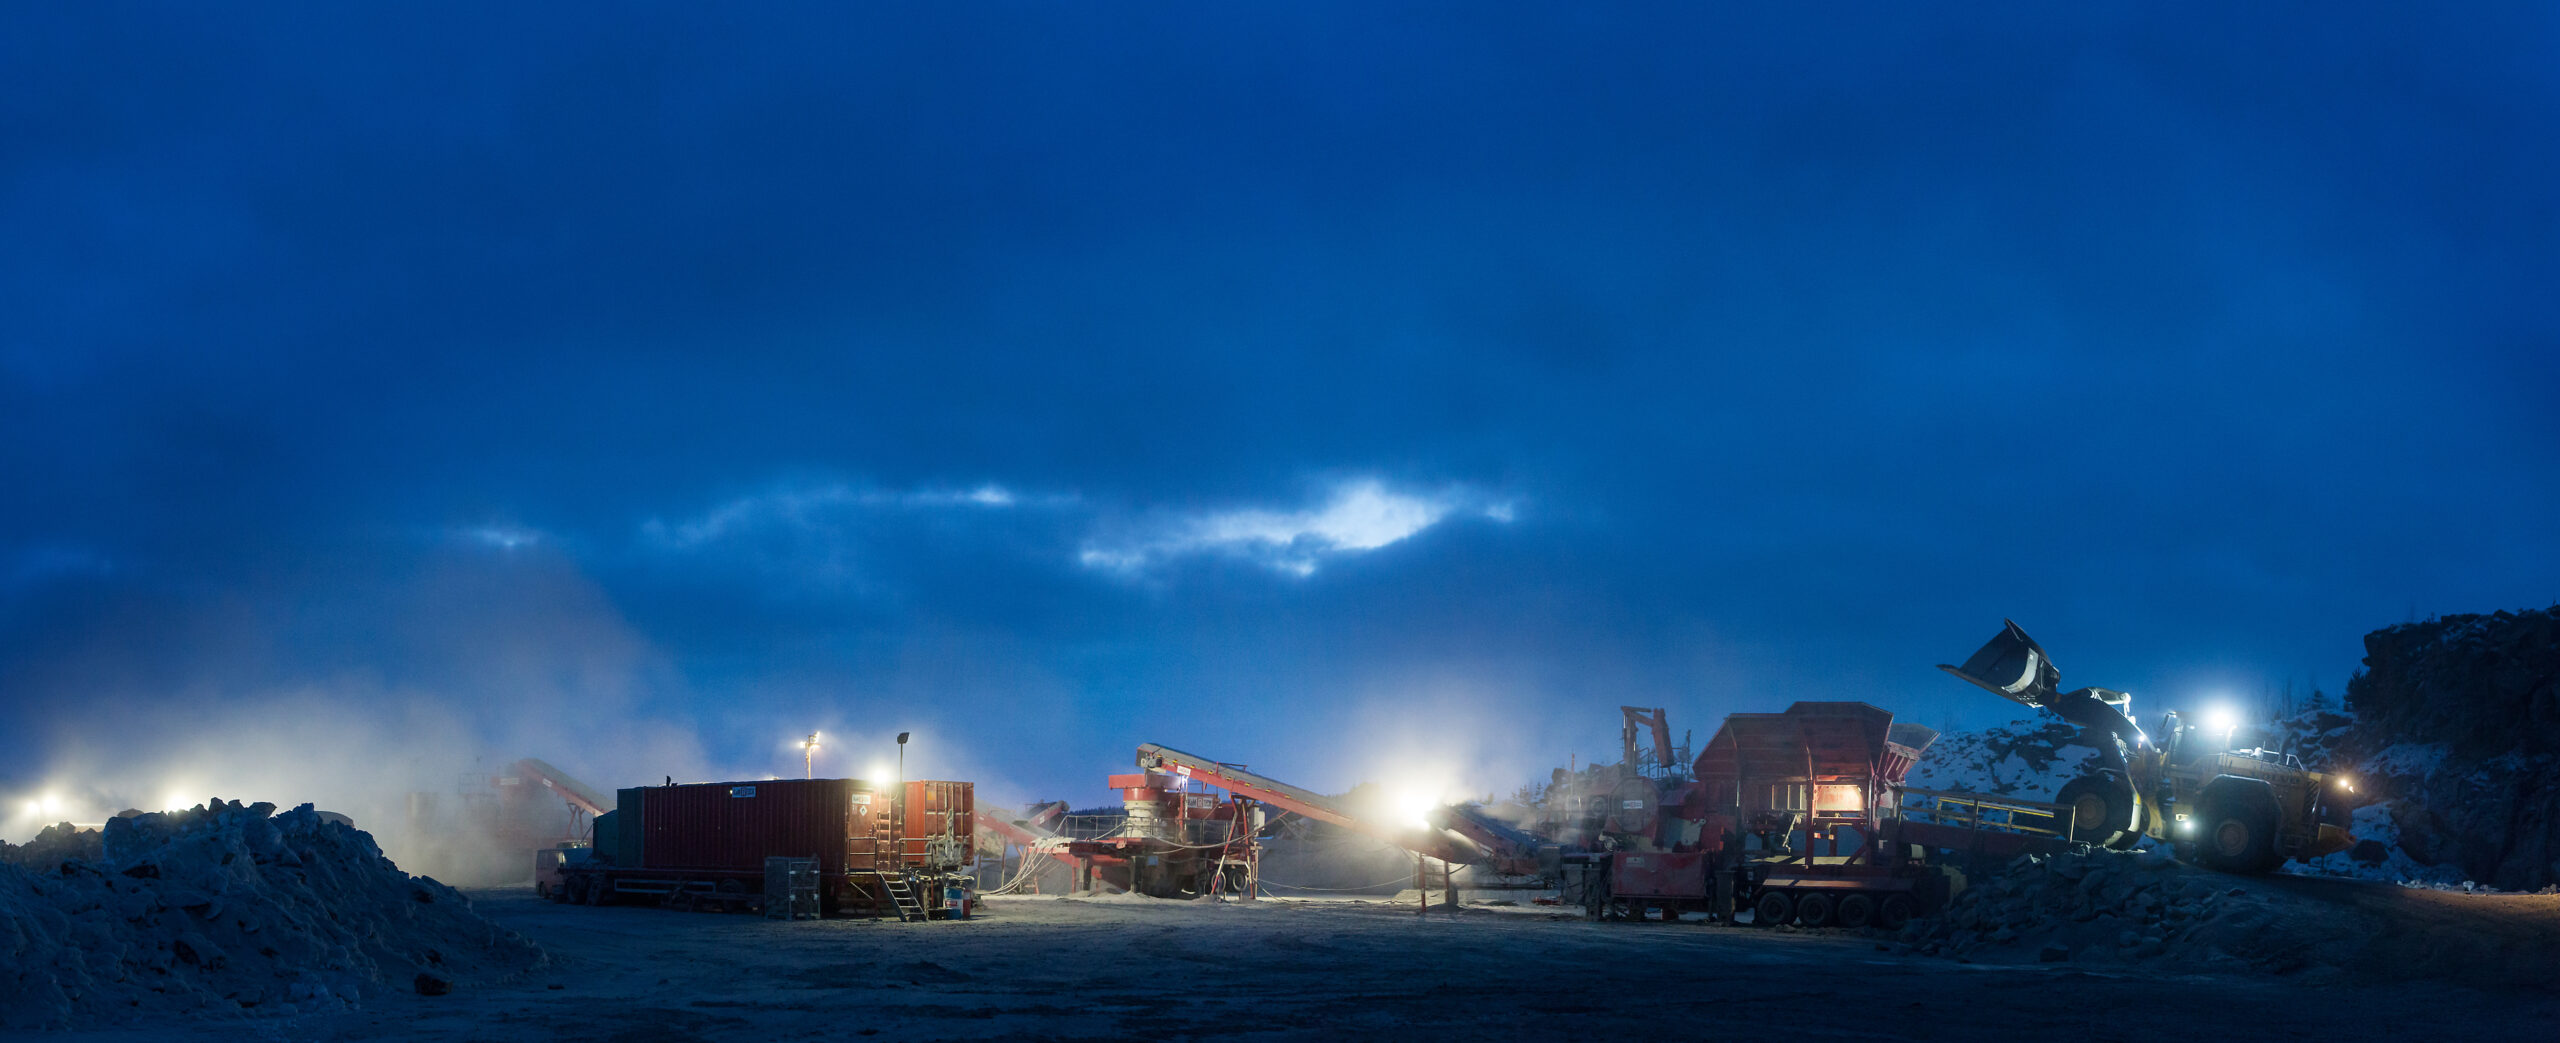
<box><xmin>2157</xmin><ymin>711</ymin><xmax>2204</xmax><ymax>766</ymax></box>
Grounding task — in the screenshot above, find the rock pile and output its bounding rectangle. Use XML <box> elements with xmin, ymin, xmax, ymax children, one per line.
<box><xmin>0</xmin><ymin>799</ymin><xmax>543</xmax><ymax>1031</ymax></box>
<box><xmin>1901</xmin><ymin>717</ymin><xmax>2097</xmax><ymax>799</ymax></box>
<box><xmin>0</xmin><ymin>822</ymin><xmax>105</xmax><ymax>867</ymax></box>
<box><xmin>1900</xmin><ymin>849</ymin><xmax>2275</xmax><ymax>968</ymax></box>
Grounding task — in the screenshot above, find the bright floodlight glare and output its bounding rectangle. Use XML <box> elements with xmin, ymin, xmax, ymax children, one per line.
<box><xmin>19</xmin><ymin>800</ymin><xmax>36</xmax><ymax>817</ymax></box>
<box><xmin>2205</xmin><ymin>706</ymin><xmax>2238</xmax><ymax>735</ymax></box>
<box><xmin>1394</xmin><ymin>787</ymin><xmax>1441</xmax><ymax>831</ymax></box>
<box><xmin>40</xmin><ymin>795</ymin><xmax>60</xmax><ymax>815</ymax></box>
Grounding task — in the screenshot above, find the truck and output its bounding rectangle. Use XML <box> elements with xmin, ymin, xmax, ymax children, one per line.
<box><xmin>555</xmin><ymin>776</ymin><xmax>977</xmax><ymax>920</ymax></box>
<box><xmin>1939</xmin><ymin>620</ymin><xmax>2355</xmax><ymax>872</ymax></box>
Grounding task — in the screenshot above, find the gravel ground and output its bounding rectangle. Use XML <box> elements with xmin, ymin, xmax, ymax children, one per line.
<box><xmin>30</xmin><ymin>883</ymin><xmax>2560</xmax><ymax>1042</ymax></box>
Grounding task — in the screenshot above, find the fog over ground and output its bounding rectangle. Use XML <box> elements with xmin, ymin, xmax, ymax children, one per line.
<box><xmin>4</xmin><ymin>4</ymin><xmax>2555</xmax><ymax>856</ymax></box>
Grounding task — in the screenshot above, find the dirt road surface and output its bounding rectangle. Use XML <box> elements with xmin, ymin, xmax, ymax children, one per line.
<box><xmin>43</xmin><ymin>889</ymin><xmax>2560</xmax><ymax>1042</ymax></box>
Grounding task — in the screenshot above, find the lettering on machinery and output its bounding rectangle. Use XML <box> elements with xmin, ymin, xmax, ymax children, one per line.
<box><xmin>729</xmin><ymin>786</ymin><xmax>756</xmax><ymax>798</ymax></box>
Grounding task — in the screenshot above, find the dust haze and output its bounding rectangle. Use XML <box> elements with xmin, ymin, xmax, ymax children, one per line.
<box><xmin>0</xmin><ymin>541</ymin><xmax>1034</xmax><ymax>883</ymax></box>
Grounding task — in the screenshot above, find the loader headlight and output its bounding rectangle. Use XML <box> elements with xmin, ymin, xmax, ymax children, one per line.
<box><xmin>2335</xmin><ymin>775</ymin><xmax>2354</xmax><ymax>793</ymax></box>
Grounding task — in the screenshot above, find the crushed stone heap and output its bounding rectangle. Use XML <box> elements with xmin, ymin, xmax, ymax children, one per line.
<box><xmin>1899</xmin><ymin>848</ymin><xmax>2288</xmax><ymax>970</ymax></box>
<box><xmin>0</xmin><ymin>799</ymin><xmax>544</xmax><ymax>1031</ymax></box>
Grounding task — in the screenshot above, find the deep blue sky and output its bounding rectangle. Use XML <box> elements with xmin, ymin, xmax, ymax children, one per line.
<box><xmin>4</xmin><ymin>4</ymin><xmax>2555</xmax><ymax>829</ymax></box>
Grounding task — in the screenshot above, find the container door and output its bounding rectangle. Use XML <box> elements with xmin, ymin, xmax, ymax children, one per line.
<box><xmin>846</xmin><ymin>789</ymin><xmax>888</xmax><ymax>871</ymax></box>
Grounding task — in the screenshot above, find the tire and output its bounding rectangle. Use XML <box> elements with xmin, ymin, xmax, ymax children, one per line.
<box><xmin>1581</xmin><ymin>868</ymin><xmax>1610</xmax><ymax>921</ymax></box>
<box><xmin>1876</xmin><ymin>894</ymin><xmax>1917</xmax><ymax>931</ymax></box>
<box><xmin>1795</xmin><ymin>892</ymin><xmax>1835</xmax><ymax>928</ymax></box>
<box><xmin>717</xmin><ymin>879</ymin><xmax>747</xmax><ymax>912</ymax></box>
<box><xmin>2197</xmin><ymin>799</ymin><xmax>2280</xmax><ymax>873</ymax></box>
<box><xmin>563</xmin><ymin>875</ymin><xmax>589</xmax><ymax>905</ymax></box>
<box><xmin>1753</xmin><ymin>890</ymin><xmax>1795</xmax><ymax>927</ymax></box>
<box><xmin>1835</xmin><ymin>892</ymin><xmax>1877</xmax><ymax>930</ymax></box>
<box><xmin>2055</xmin><ymin>776</ymin><xmax>2133</xmax><ymax>847</ymax></box>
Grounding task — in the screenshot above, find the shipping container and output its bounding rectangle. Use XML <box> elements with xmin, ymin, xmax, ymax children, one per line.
<box><xmin>559</xmin><ymin>776</ymin><xmax>977</xmax><ymax>920</ymax></box>
<box><xmin>640</xmin><ymin>778</ymin><xmax>880</xmax><ymax>880</ymax></box>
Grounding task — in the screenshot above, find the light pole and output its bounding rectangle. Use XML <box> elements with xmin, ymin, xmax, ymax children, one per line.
<box><xmin>802</xmin><ymin>733</ymin><xmax>821</xmax><ymax>779</ymax></box>
<box><xmin>894</xmin><ymin>732</ymin><xmax>911</xmax><ymax>859</ymax></box>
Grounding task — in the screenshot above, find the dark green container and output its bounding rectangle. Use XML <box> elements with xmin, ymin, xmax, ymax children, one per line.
<box><xmin>591</xmin><ymin>811</ymin><xmax>619</xmax><ymax>864</ymax></box>
<box><xmin>612</xmin><ymin>787</ymin><xmax>648</xmax><ymax>867</ymax></box>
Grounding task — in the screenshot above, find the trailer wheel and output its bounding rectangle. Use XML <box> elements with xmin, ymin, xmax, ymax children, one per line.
<box><xmin>1795</xmin><ymin>892</ymin><xmax>1835</xmax><ymax>927</ymax></box>
<box><xmin>717</xmin><ymin>879</ymin><xmax>747</xmax><ymax>912</ymax></box>
<box><xmin>583</xmin><ymin>877</ymin><xmax>608</xmax><ymax>907</ymax></box>
<box><xmin>1753</xmin><ymin>889</ymin><xmax>1795</xmax><ymax>927</ymax></box>
<box><xmin>1835</xmin><ymin>892</ymin><xmax>1877</xmax><ymax>929</ymax></box>
<box><xmin>1876</xmin><ymin>893</ymin><xmax>1917</xmax><ymax>931</ymax></box>
<box><xmin>563</xmin><ymin>875</ymin><xmax>588</xmax><ymax>905</ymax></box>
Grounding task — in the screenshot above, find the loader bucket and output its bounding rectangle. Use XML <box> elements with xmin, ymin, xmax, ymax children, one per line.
<box><xmin>1939</xmin><ymin>619</ymin><xmax>2062</xmax><ymax>710</ymax></box>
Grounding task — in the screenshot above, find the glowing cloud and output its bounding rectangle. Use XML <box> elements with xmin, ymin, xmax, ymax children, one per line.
<box><xmin>1080</xmin><ymin>479</ymin><xmax>1516</xmax><ymax>578</ymax></box>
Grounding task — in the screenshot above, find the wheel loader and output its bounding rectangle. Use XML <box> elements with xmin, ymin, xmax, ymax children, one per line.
<box><xmin>1939</xmin><ymin>621</ymin><xmax>2356</xmax><ymax>873</ymax></box>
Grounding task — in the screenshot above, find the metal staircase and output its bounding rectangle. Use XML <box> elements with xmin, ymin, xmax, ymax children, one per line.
<box><xmin>876</xmin><ymin>871</ymin><xmax>929</xmax><ymax>922</ymax></box>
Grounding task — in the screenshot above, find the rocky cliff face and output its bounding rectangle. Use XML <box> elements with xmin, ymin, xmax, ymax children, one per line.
<box><xmin>2337</xmin><ymin>606</ymin><xmax>2560</xmax><ymax>891</ymax></box>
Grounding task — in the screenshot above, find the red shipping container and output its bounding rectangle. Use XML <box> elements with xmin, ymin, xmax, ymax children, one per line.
<box><xmin>641</xmin><ymin>778</ymin><xmax>887</xmax><ymax>880</ymax></box>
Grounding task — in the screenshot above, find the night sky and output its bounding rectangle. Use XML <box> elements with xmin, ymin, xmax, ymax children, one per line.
<box><xmin>5</xmin><ymin>4</ymin><xmax>2556</xmax><ymax>837</ymax></box>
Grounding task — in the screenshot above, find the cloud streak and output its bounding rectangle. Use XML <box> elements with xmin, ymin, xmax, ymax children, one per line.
<box><xmin>643</xmin><ymin>482</ymin><xmax>1048</xmax><ymax>550</ymax></box>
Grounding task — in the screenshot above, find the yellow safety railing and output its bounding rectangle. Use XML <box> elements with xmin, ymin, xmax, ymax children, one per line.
<box><xmin>1896</xmin><ymin>788</ymin><xmax>2078</xmax><ymax>840</ymax></box>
